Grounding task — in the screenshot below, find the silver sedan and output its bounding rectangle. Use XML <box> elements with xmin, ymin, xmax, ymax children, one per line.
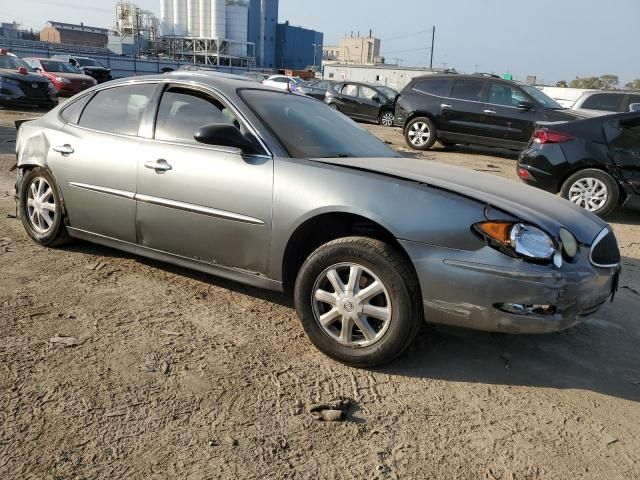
<box><xmin>15</xmin><ymin>72</ymin><xmax>621</xmax><ymax>366</ymax></box>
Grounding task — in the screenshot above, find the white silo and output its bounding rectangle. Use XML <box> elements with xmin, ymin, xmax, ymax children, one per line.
<box><xmin>198</xmin><ymin>0</ymin><xmax>211</xmax><ymax>38</ymax></box>
<box><xmin>160</xmin><ymin>0</ymin><xmax>174</xmax><ymax>35</ymax></box>
<box><xmin>211</xmin><ymin>0</ymin><xmax>226</xmax><ymax>40</ymax></box>
<box><xmin>187</xmin><ymin>0</ymin><xmax>200</xmax><ymax>37</ymax></box>
<box><xmin>226</xmin><ymin>0</ymin><xmax>248</xmax><ymax>55</ymax></box>
<box><xmin>173</xmin><ymin>0</ymin><xmax>187</xmax><ymax>36</ymax></box>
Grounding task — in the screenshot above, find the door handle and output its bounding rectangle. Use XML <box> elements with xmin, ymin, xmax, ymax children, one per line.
<box><xmin>53</xmin><ymin>144</ymin><xmax>74</xmax><ymax>155</ymax></box>
<box><xmin>144</xmin><ymin>159</ymin><xmax>172</xmax><ymax>172</ymax></box>
<box><xmin>483</xmin><ymin>109</ymin><xmax>497</xmax><ymax>114</ymax></box>
<box><xmin>441</xmin><ymin>103</ymin><xmax>452</xmax><ymax>109</ymax></box>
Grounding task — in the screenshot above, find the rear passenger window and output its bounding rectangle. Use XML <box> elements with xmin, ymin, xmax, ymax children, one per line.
<box><xmin>581</xmin><ymin>94</ymin><xmax>625</xmax><ymax>112</ymax></box>
<box><xmin>413</xmin><ymin>78</ymin><xmax>453</xmax><ymax>97</ymax></box>
<box><xmin>450</xmin><ymin>79</ymin><xmax>485</xmax><ymax>102</ymax></box>
<box><xmin>78</xmin><ymin>84</ymin><xmax>155</xmax><ymax>135</ymax></box>
<box><xmin>341</xmin><ymin>84</ymin><xmax>359</xmax><ymax>96</ymax></box>
<box><xmin>59</xmin><ymin>94</ymin><xmax>92</xmax><ymax>124</ymax></box>
<box><xmin>155</xmin><ymin>88</ymin><xmax>240</xmax><ymax>144</ymax></box>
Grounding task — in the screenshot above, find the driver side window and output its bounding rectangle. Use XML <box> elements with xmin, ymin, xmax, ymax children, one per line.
<box><xmin>359</xmin><ymin>86</ymin><xmax>379</xmax><ymax>101</ymax></box>
<box><xmin>155</xmin><ymin>87</ymin><xmax>241</xmax><ymax>144</ymax></box>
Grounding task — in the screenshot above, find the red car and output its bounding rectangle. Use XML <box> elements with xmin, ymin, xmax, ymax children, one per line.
<box><xmin>23</xmin><ymin>57</ymin><xmax>97</xmax><ymax>96</ymax></box>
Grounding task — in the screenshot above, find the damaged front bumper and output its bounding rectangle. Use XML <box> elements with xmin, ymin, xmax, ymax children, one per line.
<box><xmin>400</xmin><ymin>239</ymin><xmax>620</xmax><ymax>334</ymax></box>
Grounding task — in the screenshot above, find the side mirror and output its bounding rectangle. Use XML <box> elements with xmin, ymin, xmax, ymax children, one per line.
<box><xmin>629</xmin><ymin>103</ymin><xmax>640</xmax><ymax>112</ymax></box>
<box><xmin>194</xmin><ymin>123</ymin><xmax>261</xmax><ymax>154</ymax></box>
<box><xmin>516</xmin><ymin>101</ymin><xmax>534</xmax><ymax>110</ymax></box>
<box><xmin>372</xmin><ymin>95</ymin><xmax>381</xmax><ymax>103</ymax></box>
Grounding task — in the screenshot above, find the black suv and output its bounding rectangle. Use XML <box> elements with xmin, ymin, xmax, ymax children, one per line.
<box><xmin>52</xmin><ymin>55</ymin><xmax>112</xmax><ymax>84</ymax></box>
<box><xmin>325</xmin><ymin>81</ymin><xmax>397</xmax><ymax>126</ymax></box>
<box><xmin>395</xmin><ymin>74</ymin><xmax>582</xmax><ymax>151</ymax></box>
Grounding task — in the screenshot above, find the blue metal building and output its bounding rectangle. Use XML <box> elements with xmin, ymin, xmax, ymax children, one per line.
<box><xmin>276</xmin><ymin>21</ymin><xmax>323</xmax><ymax>70</ymax></box>
<box><xmin>248</xmin><ymin>0</ymin><xmax>279</xmax><ymax>69</ymax></box>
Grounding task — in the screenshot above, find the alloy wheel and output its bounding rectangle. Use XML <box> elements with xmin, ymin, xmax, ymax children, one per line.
<box><xmin>26</xmin><ymin>177</ymin><xmax>56</xmax><ymax>234</ymax></box>
<box><xmin>408</xmin><ymin>121</ymin><xmax>430</xmax><ymax>146</ymax></box>
<box><xmin>568</xmin><ymin>178</ymin><xmax>608</xmax><ymax>212</ymax></box>
<box><xmin>311</xmin><ymin>262</ymin><xmax>392</xmax><ymax>348</ymax></box>
<box><xmin>380</xmin><ymin>112</ymin><xmax>394</xmax><ymax>126</ymax></box>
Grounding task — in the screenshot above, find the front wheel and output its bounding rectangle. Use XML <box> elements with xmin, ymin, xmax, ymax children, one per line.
<box><xmin>560</xmin><ymin>169</ymin><xmax>619</xmax><ymax>218</ymax></box>
<box><xmin>405</xmin><ymin>116</ymin><xmax>437</xmax><ymax>150</ymax></box>
<box><xmin>294</xmin><ymin>237</ymin><xmax>423</xmax><ymax>367</ymax></box>
<box><xmin>19</xmin><ymin>167</ymin><xmax>70</xmax><ymax>246</ymax></box>
<box><xmin>379</xmin><ymin>111</ymin><xmax>395</xmax><ymax>127</ymax></box>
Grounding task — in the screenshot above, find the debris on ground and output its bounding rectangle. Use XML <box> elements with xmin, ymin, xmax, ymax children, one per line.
<box><xmin>49</xmin><ymin>333</ymin><xmax>92</xmax><ymax>347</ymax></box>
<box><xmin>309</xmin><ymin>397</ymin><xmax>352</xmax><ymax>422</ymax></box>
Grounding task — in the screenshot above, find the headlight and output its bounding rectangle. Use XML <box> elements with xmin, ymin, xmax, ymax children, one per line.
<box><xmin>91</xmin><ymin>78</ymin><xmax>98</xmax><ymax>85</ymax></box>
<box><xmin>0</xmin><ymin>76</ymin><xmax>20</xmax><ymax>86</ymax></box>
<box><xmin>474</xmin><ymin>221</ymin><xmax>556</xmax><ymax>263</ymax></box>
<box><xmin>55</xmin><ymin>76</ymin><xmax>71</xmax><ymax>84</ymax></box>
<box><xmin>47</xmin><ymin>82</ymin><xmax>57</xmax><ymax>93</ymax></box>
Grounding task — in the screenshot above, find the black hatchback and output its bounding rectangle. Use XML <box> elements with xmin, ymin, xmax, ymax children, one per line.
<box><xmin>517</xmin><ymin>113</ymin><xmax>640</xmax><ymax>217</ymax></box>
<box><xmin>325</xmin><ymin>81</ymin><xmax>397</xmax><ymax>126</ymax></box>
<box><xmin>395</xmin><ymin>74</ymin><xmax>583</xmax><ymax>151</ymax></box>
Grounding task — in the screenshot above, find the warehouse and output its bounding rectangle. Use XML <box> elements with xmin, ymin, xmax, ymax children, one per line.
<box><xmin>39</xmin><ymin>21</ymin><xmax>109</xmax><ymax>48</ymax></box>
<box><xmin>322</xmin><ymin>64</ymin><xmax>446</xmax><ymax>91</ymax></box>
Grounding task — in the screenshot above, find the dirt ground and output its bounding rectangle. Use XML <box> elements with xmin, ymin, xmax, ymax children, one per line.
<box><xmin>1</xmin><ymin>108</ymin><xmax>639</xmax><ymax>480</ymax></box>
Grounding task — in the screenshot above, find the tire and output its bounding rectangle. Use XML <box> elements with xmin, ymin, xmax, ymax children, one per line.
<box><xmin>294</xmin><ymin>236</ymin><xmax>423</xmax><ymax>367</ymax></box>
<box><xmin>19</xmin><ymin>167</ymin><xmax>70</xmax><ymax>247</ymax></box>
<box><xmin>560</xmin><ymin>169</ymin><xmax>619</xmax><ymax>218</ymax></box>
<box><xmin>328</xmin><ymin>103</ymin><xmax>339</xmax><ymax>110</ymax></box>
<box><xmin>404</xmin><ymin>116</ymin><xmax>437</xmax><ymax>150</ymax></box>
<box><xmin>379</xmin><ymin>110</ymin><xmax>395</xmax><ymax>127</ymax></box>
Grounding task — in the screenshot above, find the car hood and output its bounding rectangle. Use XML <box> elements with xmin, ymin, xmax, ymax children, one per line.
<box><xmin>81</xmin><ymin>66</ymin><xmax>110</xmax><ymax>72</ymax></box>
<box><xmin>311</xmin><ymin>156</ymin><xmax>607</xmax><ymax>244</ymax></box>
<box><xmin>541</xmin><ymin>108</ymin><xmax>593</xmax><ymax>121</ymax></box>
<box><xmin>47</xmin><ymin>72</ymin><xmax>95</xmax><ymax>81</ymax></box>
<box><xmin>0</xmin><ymin>69</ymin><xmax>49</xmax><ymax>83</ymax></box>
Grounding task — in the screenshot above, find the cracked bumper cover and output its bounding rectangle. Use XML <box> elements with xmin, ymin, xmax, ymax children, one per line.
<box><xmin>400</xmin><ymin>239</ymin><xmax>619</xmax><ymax>334</ymax></box>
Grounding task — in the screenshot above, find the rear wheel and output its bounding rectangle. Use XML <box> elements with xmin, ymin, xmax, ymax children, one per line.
<box><xmin>405</xmin><ymin>116</ymin><xmax>437</xmax><ymax>150</ymax></box>
<box><xmin>19</xmin><ymin>167</ymin><xmax>70</xmax><ymax>246</ymax></box>
<box><xmin>560</xmin><ymin>169</ymin><xmax>619</xmax><ymax>217</ymax></box>
<box><xmin>294</xmin><ymin>237</ymin><xmax>423</xmax><ymax>367</ymax></box>
<box><xmin>379</xmin><ymin>111</ymin><xmax>395</xmax><ymax>127</ymax></box>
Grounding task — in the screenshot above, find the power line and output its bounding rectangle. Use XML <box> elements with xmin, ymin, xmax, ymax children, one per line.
<box><xmin>381</xmin><ymin>28</ymin><xmax>433</xmax><ymax>42</ymax></box>
<box><xmin>383</xmin><ymin>47</ymin><xmax>431</xmax><ymax>55</ymax></box>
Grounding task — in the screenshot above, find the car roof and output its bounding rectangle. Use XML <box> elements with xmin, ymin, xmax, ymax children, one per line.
<box><xmin>581</xmin><ymin>90</ymin><xmax>640</xmax><ymax>97</ymax></box>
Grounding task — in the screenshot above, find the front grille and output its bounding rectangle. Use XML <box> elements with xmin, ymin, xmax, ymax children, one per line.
<box><xmin>17</xmin><ymin>79</ymin><xmax>48</xmax><ymax>99</ymax></box>
<box><xmin>590</xmin><ymin>228</ymin><xmax>620</xmax><ymax>267</ymax></box>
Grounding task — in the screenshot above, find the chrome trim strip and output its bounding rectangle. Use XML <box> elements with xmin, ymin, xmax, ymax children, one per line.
<box><xmin>589</xmin><ymin>227</ymin><xmax>620</xmax><ymax>268</ymax></box>
<box><xmin>135</xmin><ymin>194</ymin><xmax>264</xmax><ymax>225</ymax></box>
<box><xmin>69</xmin><ymin>182</ymin><xmax>135</xmax><ymax>200</ymax></box>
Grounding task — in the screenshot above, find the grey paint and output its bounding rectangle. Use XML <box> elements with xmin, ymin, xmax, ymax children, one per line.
<box><xmin>16</xmin><ymin>71</ymin><xmax>619</xmax><ymax>334</ymax></box>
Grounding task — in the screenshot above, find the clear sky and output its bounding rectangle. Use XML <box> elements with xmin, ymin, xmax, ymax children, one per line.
<box><xmin>5</xmin><ymin>0</ymin><xmax>639</xmax><ymax>84</ymax></box>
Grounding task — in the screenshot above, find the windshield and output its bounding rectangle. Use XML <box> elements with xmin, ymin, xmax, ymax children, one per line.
<box><xmin>521</xmin><ymin>85</ymin><xmax>563</xmax><ymax>109</ymax></box>
<box><xmin>0</xmin><ymin>55</ymin><xmax>33</xmax><ymax>71</ymax></box>
<box><xmin>240</xmin><ymin>89</ymin><xmax>400</xmax><ymax>159</ymax></box>
<box><xmin>41</xmin><ymin>60</ymin><xmax>80</xmax><ymax>73</ymax></box>
<box><xmin>76</xmin><ymin>58</ymin><xmax>103</xmax><ymax>67</ymax></box>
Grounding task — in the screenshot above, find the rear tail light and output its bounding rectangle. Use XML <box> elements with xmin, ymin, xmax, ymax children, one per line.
<box><xmin>532</xmin><ymin>128</ymin><xmax>574</xmax><ymax>144</ymax></box>
<box><xmin>517</xmin><ymin>167</ymin><xmax>534</xmax><ymax>180</ymax></box>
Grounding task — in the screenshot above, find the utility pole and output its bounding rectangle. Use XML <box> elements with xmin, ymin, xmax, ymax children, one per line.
<box><xmin>312</xmin><ymin>43</ymin><xmax>318</xmax><ymax>69</ymax></box>
<box><xmin>429</xmin><ymin>25</ymin><xmax>435</xmax><ymax>70</ymax></box>
<box><xmin>474</xmin><ymin>64</ymin><xmax>480</xmax><ymax>73</ymax></box>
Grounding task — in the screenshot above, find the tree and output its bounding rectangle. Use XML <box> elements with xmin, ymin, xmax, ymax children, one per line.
<box><xmin>599</xmin><ymin>74</ymin><xmax>619</xmax><ymax>89</ymax></box>
<box><xmin>625</xmin><ymin>79</ymin><xmax>640</xmax><ymax>90</ymax></box>
<box><xmin>569</xmin><ymin>75</ymin><xmax>619</xmax><ymax>90</ymax></box>
<box><xmin>555</xmin><ymin>80</ymin><xmax>568</xmax><ymax>88</ymax></box>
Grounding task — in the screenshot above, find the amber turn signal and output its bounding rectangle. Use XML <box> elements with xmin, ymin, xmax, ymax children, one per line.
<box><xmin>475</xmin><ymin>221</ymin><xmax>514</xmax><ymax>245</ymax></box>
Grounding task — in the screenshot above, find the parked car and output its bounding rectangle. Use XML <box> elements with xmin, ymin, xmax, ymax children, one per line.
<box><xmin>52</xmin><ymin>55</ymin><xmax>112</xmax><ymax>83</ymax></box>
<box><xmin>517</xmin><ymin>112</ymin><xmax>640</xmax><ymax>217</ymax></box>
<box><xmin>325</xmin><ymin>81</ymin><xmax>397</xmax><ymax>126</ymax></box>
<box><xmin>395</xmin><ymin>74</ymin><xmax>586</xmax><ymax>151</ymax></box>
<box><xmin>571</xmin><ymin>90</ymin><xmax>640</xmax><ymax>116</ymax></box>
<box><xmin>23</xmin><ymin>57</ymin><xmax>97</xmax><ymax>96</ymax></box>
<box><xmin>297</xmin><ymin>79</ymin><xmax>335</xmax><ymax>100</ymax></box>
<box><xmin>15</xmin><ymin>72</ymin><xmax>620</xmax><ymax>367</ymax></box>
<box><xmin>242</xmin><ymin>72</ymin><xmax>269</xmax><ymax>82</ymax></box>
<box><xmin>262</xmin><ymin>75</ymin><xmax>305</xmax><ymax>92</ymax></box>
<box><xmin>0</xmin><ymin>49</ymin><xmax>57</xmax><ymax>108</ymax></box>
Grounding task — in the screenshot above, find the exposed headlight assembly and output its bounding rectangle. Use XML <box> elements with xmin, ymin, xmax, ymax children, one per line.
<box><xmin>474</xmin><ymin>221</ymin><xmax>560</xmax><ymax>265</ymax></box>
<box><xmin>54</xmin><ymin>76</ymin><xmax>71</xmax><ymax>84</ymax></box>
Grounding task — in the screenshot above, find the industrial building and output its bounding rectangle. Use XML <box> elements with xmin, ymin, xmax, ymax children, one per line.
<box><xmin>40</xmin><ymin>21</ymin><xmax>109</xmax><ymax>48</ymax></box>
<box><xmin>248</xmin><ymin>0</ymin><xmax>278</xmax><ymax>69</ymax></box>
<box><xmin>323</xmin><ymin>33</ymin><xmax>382</xmax><ymax>65</ymax></box>
<box><xmin>276</xmin><ymin>21</ymin><xmax>323</xmax><ymax>70</ymax></box>
<box><xmin>323</xmin><ymin>64</ymin><xmax>446</xmax><ymax>91</ymax></box>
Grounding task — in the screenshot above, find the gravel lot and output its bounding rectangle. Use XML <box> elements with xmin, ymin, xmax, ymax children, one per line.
<box><xmin>1</xmin><ymin>108</ymin><xmax>639</xmax><ymax>480</ymax></box>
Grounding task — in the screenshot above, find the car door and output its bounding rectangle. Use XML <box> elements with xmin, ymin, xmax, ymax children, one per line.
<box><xmin>49</xmin><ymin>83</ymin><xmax>157</xmax><ymax>244</ymax></box>
<box><xmin>336</xmin><ymin>83</ymin><xmax>361</xmax><ymax>117</ymax></box>
<box><xmin>357</xmin><ymin>86</ymin><xmax>384</xmax><ymax>122</ymax></box>
<box><xmin>135</xmin><ymin>84</ymin><xmax>273</xmax><ymax>274</ymax></box>
<box><xmin>440</xmin><ymin>78</ymin><xmax>487</xmax><ymax>137</ymax></box>
<box><xmin>605</xmin><ymin>116</ymin><xmax>640</xmax><ymax>194</ymax></box>
<box><xmin>482</xmin><ymin>81</ymin><xmax>536</xmax><ymax>144</ymax></box>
